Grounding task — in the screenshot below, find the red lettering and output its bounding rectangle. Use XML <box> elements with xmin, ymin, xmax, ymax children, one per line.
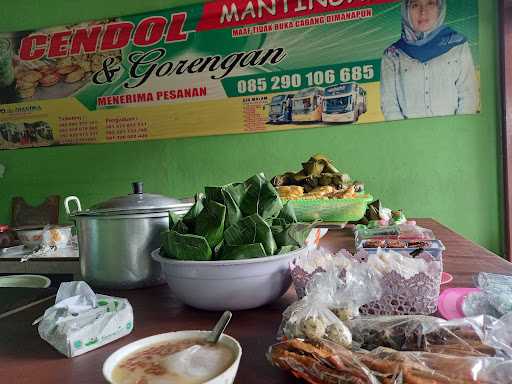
<box><xmin>70</xmin><ymin>26</ymin><xmax>102</xmax><ymax>55</ymax></box>
<box><xmin>133</xmin><ymin>16</ymin><xmax>167</xmax><ymax>46</ymax></box>
<box><xmin>48</xmin><ymin>30</ymin><xmax>72</xmax><ymax>58</ymax></box>
<box><xmin>19</xmin><ymin>34</ymin><xmax>47</xmax><ymax>61</ymax></box>
<box><xmin>100</xmin><ymin>22</ymin><xmax>134</xmax><ymax>50</ymax></box>
<box><xmin>165</xmin><ymin>12</ymin><xmax>188</xmax><ymax>42</ymax></box>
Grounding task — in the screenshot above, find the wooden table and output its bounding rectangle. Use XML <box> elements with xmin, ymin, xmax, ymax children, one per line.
<box><xmin>1</xmin><ymin>219</ymin><xmax>511</xmax><ymax>384</ymax></box>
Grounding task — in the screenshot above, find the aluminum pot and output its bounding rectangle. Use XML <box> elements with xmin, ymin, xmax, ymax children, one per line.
<box><xmin>64</xmin><ymin>182</ymin><xmax>192</xmax><ymax>289</ymax></box>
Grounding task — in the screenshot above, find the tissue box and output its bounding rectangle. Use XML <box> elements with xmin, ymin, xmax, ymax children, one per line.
<box><xmin>39</xmin><ymin>294</ymin><xmax>133</xmax><ymax>357</ymax></box>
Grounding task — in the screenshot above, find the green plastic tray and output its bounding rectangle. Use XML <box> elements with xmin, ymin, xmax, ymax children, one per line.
<box><xmin>284</xmin><ymin>194</ymin><xmax>373</xmax><ymax>222</ymax></box>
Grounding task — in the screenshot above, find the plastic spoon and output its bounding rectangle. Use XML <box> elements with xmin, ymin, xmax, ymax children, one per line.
<box><xmin>206</xmin><ymin>311</ymin><xmax>232</xmax><ymax>344</ymax></box>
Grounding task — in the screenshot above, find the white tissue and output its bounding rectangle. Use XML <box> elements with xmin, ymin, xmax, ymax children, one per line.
<box><xmin>38</xmin><ymin>281</ymin><xmax>133</xmax><ymax>357</ymax></box>
<box><xmin>55</xmin><ymin>281</ymin><xmax>97</xmax><ymax>311</ymax></box>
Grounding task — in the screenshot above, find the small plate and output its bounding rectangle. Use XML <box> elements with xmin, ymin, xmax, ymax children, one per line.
<box><xmin>438</xmin><ymin>287</ymin><xmax>480</xmax><ymax>320</ymax></box>
<box><xmin>0</xmin><ymin>274</ymin><xmax>51</xmax><ymax>288</ymax></box>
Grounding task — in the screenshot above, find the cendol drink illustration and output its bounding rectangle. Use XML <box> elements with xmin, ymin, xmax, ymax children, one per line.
<box><xmin>268</xmin><ymin>94</ymin><xmax>294</xmax><ymax>124</ymax></box>
<box><xmin>291</xmin><ymin>87</ymin><xmax>324</xmax><ymax>123</ymax></box>
<box><xmin>322</xmin><ymin>82</ymin><xmax>367</xmax><ymax>123</ymax></box>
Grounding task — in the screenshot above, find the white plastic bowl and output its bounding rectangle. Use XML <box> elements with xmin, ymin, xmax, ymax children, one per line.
<box><xmin>103</xmin><ymin>330</ymin><xmax>241</xmax><ymax>384</ymax></box>
<box><xmin>152</xmin><ymin>247</ymin><xmax>307</xmax><ymax>310</ymax></box>
<box><xmin>0</xmin><ymin>274</ymin><xmax>51</xmax><ymax>288</ymax></box>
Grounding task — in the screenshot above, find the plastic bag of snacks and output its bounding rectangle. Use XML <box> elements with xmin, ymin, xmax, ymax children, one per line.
<box><xmin>278</xmin><ymin>265</ymin><xmax>353</xmax><ymax>348</ymax></box>
<box><xmin>348</xmin><ymin>315</ymin><xmax>501</xmax><ymax>357</ymax></box>
<box><xmin>330</xmin><ymin>260</ymin><xmax>383</xmax><ymax>321</ymax></box>
<box><xmin>268</xmin><ymin>337</ymin><xmax>512</xmax><ymax>384</ymax></box>
<box><xmin>477</xmin><ymin>273</ymin><xmax>512</xmax><ymax>316</ymax></box>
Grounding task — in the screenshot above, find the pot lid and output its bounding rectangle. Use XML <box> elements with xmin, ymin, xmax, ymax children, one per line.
<box><xmin>80</xmin><ymin>182</ymin><xmax>192</xmax><ymax>216</ymax></box>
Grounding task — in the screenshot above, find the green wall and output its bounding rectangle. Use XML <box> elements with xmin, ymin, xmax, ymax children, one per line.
<box><xmin>0</xmin><ymin>1</ymin><xmax>503</xmax><ymax>254</ymax></box>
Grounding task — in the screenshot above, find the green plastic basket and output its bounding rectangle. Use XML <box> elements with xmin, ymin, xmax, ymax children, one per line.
<box><xmin>284</xmin><ymin>194</ymin><xmax>373</xmax><ymax>222</ymax></box>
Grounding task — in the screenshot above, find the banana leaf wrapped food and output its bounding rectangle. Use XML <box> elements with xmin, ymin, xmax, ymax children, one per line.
<box><xmin>160</xmin><ymin>173</ymin><xmax>312</xmax><ymax>261</ymax></box>
<box><xmin>271</xmin><ymin>154</ymin><xmax>364</xmax><ymax>201</ymax></box>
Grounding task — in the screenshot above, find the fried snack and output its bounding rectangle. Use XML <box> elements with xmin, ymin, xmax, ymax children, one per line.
<box><xmin>64</xmin><ymin>68</ymin><xmax>85</xmax><ymax>83</ymax></box>
<box><xmin>21</xmin><ymin>70</ymin><xmax>43</xmax><ymax>83</ymax></box>
<box><xmin>386</xmin><ymin>240</ymin><xmax>408</xmax><ymax>248</ymax></box>
<box><xmin>270</xmin><ymin>339</ymin><xmax>496</xmax><ymax>384</ymax></box>
<box><xmin>16</xmin><ymin>80</ymin><xmax>37</xmax><ymax>90</ymax></box>
<box><xmin>39</xmin><ymin>73</ymin><xmax>60</xmax><ymax>87</ymax></box>
<box><xmin>277</xmin><ymin>185</ymin><xmax>304</xmax><ymax>199</ymax></box>
<box><xmin>333</xmin><ymin>185</ymin><xmax>357</xmax><ymax>199</ymax></box>
<box><xmin>57</xmin><ymin>64</ymin><xmax>80</xmax><ymax>76</ymax></box>
<box><xmin>269</xmin><ymin>339</ymin><xmax>372</xmax><ymax>384</ymax></box>
<box><xmin>309</xmin><ymin>185</ymin><xmax>337</xmax><ymax>196</ymax></box>
<box><xmin>362</xmin><ymin>239</ymin><xmax>386</xmax><ymax>248</ymax></box>
<box><xmin>77</xmin><ymin>60</ymin><xmax>91</xmax><ymax>73</ymax></box>
<box><xmin>56</xmin><ymin>57</ymin><xmax>73</xmax><ymax>68</ymax></box>
<box><xmin>38</xmin><ymin>65</ymin><xmax>56</xmax><ymax>75</ymax></box>
<box><xmin>360</xmin><ymin>349</ymin><xmax>495</xmax><ymax>384</ymax></box>
<box><xmin>407</xmin><ymin>240</ymin><xmax>432</xmax><ymax>248</ymax></box>
<box><xmin>300</xmin><ymin>317</ymin><xmax>327</xmax><ymax>340</ymax></box>
<box><xmin>14</xmin><ymin>67</ymin><xmax>27</xmax><ymax>79</ymax></box>
<box><xmin>17</xmin><ymin>86</ymin><xmax>36</xmax><ymax>98</ymax></box>
<box><xmin>423</xmin><ymin>326</ymin><xmax>496</xmax><ymax>357</ymax></box>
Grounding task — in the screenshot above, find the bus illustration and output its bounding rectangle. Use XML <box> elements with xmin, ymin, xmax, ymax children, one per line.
<box><xmin>268</xmin><ymin>94</ymin><xmax>294</xmax><ymax>123</ymax></box>
<box><xmin>291</xmin><ymin>87</ymin><xmax>324</xmax><ymax>123</ymax></box>
<box><xmin>322</xmin><ymin>82</ymin><xmax>367</xmax><ymax>123</ymax></box>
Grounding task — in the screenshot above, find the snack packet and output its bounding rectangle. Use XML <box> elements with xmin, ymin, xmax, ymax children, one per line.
<box><xmin>330</xmin><ymin>253</ymin><xmax>382</xmax><ymax>320</ymax></box>
<box><xmin>269</xmin><ymin>338</ymin><xmax>512</xmax><ymax>384</ymax></box>
<box><xmin>279</xmin><ymin>264</ymin><xmax>352</xmax><ymax>348</ymax></box>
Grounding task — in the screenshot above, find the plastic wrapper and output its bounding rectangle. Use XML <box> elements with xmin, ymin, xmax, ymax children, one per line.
<box><xmin>331</xmin><ymin>260</ymin><xmax>383</xmax><ymax>320</ymax></box>
<box><xmin>291</xmin><ymin>246</ymin><xmax>441</xmax><ymax>316</ymax></box>
<box><xmin>484</xmin><ymin>312</ymin><xmax>512</xmax><ymax>359</ymax></box>
<box><xmin>347</xmin><ymin>315</ymin><xmax>512</xmax><ymax>358</ymax></box>
<box><xmin>290</xmin><ymin>246</ymin><xmax>352</xmax><ymax>299</ymax></box>
<box><xmin>344</xmin><ymin>249</ymin><xmax>442</xmax><ymax>316</ymax></box>
<box><xmin>477</xmin><ymin>272</ymin><xmax>512</xmax><ymax>316</ymax></box>
<box><xmin>268</xmin><ymin>338</ymin><xmax>511</xmax><ymax>384</ymax></box>
<box><xmin>279</xmin><ymin>265</ymin><xmax>353</xmax><ymax>348</ymax></box>
<box><xmin>354</xmin><ymin>223</ymin><xmax>435</xmax><ymax>242</ymax></box>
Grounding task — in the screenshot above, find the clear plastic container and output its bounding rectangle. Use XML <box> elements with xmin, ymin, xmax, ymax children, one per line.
<box><xmin>283</xmin><ymin>194</ymin><xmax>373</xmax><ymax>222</ymax></box>
<box><xmin>354</xmin><ymin>224</ymin><xmax>435</xmax><ymax>243</ymax></box>
<box><xmin>356</xmin><ymin>238</ymin><xmax>445</xmax><ymax>259</ymax></box>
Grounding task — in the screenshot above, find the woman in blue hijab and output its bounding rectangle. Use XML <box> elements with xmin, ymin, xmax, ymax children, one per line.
<box><xmin>380</xmin><ymin>0</ymin><xmax>478</xmax><ymax>120</ymax></box>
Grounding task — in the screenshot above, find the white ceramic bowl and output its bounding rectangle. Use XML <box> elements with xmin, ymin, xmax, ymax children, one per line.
<box><xmin>152</xmin><ymin>246</ymin><xmax>307</xmax><ymax>310</ymax></box>
<box><xmin>103</xmin><ymin>330</ymin><xmax>242</xmax><ymax>384</ymax></box>
<box><xmin>14</xmin><ymin>226</ymin><xmax>44</xmax><ymax>248</ymax></box>
<box><xmin>0</xmin><ymin>274</ymin><xmax>51</xmax><ymax>288</ymax></box>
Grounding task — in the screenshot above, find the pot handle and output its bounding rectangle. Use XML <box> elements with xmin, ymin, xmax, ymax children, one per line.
<box><xmin>64</xmin><ymin>196</ymin><xmax>82</xmax><ymax>215</ymax></box>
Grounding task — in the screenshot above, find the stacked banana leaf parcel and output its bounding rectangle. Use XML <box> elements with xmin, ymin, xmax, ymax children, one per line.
<box><xmin>160</xmin><ymin>173</ymin><xmax>312</xmax><ymax>261</ymax></box>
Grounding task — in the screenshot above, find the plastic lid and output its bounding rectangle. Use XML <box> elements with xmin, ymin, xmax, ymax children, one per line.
<box><xmin>83</xmin><ymin>182</ymin><xmax>187</xmax><ymax>215</ymax></box>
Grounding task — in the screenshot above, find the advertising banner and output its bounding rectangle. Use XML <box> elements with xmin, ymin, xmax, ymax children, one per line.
<box><xmin>0</xmin><ymin>0</ymin><xmax>479</xmax><ymax>149</ymax></box>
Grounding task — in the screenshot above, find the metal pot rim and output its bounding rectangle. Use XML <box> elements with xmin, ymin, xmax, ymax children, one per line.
<box><xmin>70</xmin><ymin>209</ymin><xmax>188</xmax><ymax>219</ymax></box>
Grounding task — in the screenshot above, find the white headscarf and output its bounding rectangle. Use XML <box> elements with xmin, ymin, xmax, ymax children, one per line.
<box><xmin>401</xmin><ymin>0</ymin><xmax>446</xmax><ymax>45</ymax></box>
